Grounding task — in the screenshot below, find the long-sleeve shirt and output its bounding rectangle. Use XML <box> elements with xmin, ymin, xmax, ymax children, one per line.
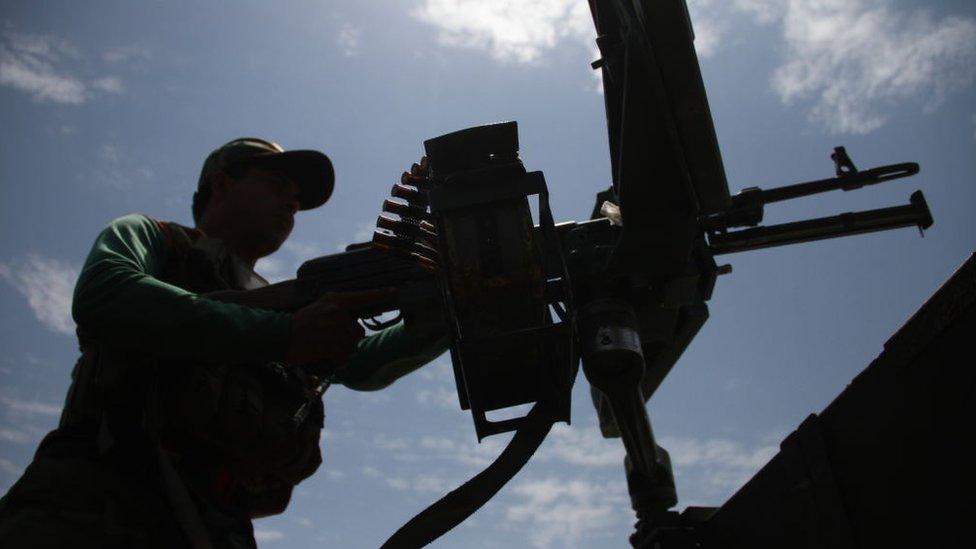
<box><xmin>72</xmin><ymin>214</ymin><xmax>446</xmax><ymax>390</ymax></box>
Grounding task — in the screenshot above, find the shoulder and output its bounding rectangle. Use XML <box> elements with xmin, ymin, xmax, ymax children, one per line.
<box><xmin>106</xmin><ymin>213</ymin><xmax>162</xmax><ymax>230</ymax></box>
<box><xmin>103</xmin><ymin>214</ymin><xmax>202</xmax><ymax>248</ymax></box>
<box><xmin>101</xmin><ymin>213</ymin><xmax>170</xmax><ymax>240</ymax></box>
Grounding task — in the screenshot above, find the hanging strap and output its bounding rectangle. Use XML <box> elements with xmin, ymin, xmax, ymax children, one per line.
<box><xmin>380</xmin><ymin>402</ymin><xmax>557</xmax><ymax>548</ymax></box>
<box><xmin>156</xmin><ymin>446</ymin><xmax>217</xmax><ymax>549</ymax></box>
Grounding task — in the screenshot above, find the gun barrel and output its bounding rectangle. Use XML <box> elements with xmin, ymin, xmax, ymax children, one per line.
<box><xmin>709</xmin><ymin>190</ymin><xmax>932</xmax><ymax>255</ymax></box>
<box><xmin>758</xmin><ymin>162</ymin><xmax>919</xmax><ymax>205</ymax></box>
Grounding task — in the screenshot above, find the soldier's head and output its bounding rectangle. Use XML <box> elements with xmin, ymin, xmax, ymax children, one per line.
<box><xmin>193</xmin><ymin>138</ymin><xmax>334</xmax><ymax>262</ymax></box>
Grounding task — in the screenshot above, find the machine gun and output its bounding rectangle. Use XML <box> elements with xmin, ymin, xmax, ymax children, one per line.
<box><xmin>369</xmin><ymin>120</ymin><xmax>929</xmax><ymax>547</ymax></box>
<box><xmin>213</xmin><ymin>1</ymin><xmax>932</xmax><ymax>545</ymax></box>
<box><xmin>370</xmin><ymin>0</ymin><xmax>933</xmax><ymax>546</ymax></box>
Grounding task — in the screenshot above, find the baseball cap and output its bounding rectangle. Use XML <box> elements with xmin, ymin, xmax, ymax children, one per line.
<box><xmin>197</xmin><ymin>137</ymin><xmax>335</xmax><ymax>211</ymax></box>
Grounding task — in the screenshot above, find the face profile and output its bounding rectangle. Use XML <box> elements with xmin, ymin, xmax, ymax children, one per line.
<box><xmin>236</xmin><ymin>167</ymin><xmax>300</xmax><ymax>251</ymax></box>
<box><xmin>207</xmin><ymin>166</ymin><xmax>301</xmax><ymax>259</ymax></box>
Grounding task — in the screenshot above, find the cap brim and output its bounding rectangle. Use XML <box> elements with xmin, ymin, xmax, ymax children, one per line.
<box><xmin>251</xmin><ymin>150</ymin><xmax>335</xmax><ymax>210</ymax></box>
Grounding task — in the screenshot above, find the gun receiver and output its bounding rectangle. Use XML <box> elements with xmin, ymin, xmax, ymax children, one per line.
<box><xmin>423</xmin><ymin>121</ymin><xmax>574</xmax><ymax>439</ymax></box>
<box><xmin>206</xmin><ymin>246</ymin><xmax>436</xmax><ymax>320</ymax></box>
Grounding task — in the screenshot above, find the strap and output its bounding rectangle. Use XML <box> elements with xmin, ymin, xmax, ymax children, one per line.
<box><xmin>381</xmin><ymin>176</ymin><xmax>575</xmax><ymax>547</ymax></box>
<box><xmin>157</xmin><ymin>446</ymin><xmax>217</xmax><ymax>549</ymax></box>
<box><xmin>145</xmin><ymin>364</ymin><xmax>216</xmax><ymax>549</ymax></box>
<box><xmin>380</xmin><ymin>401</ymin><xmax>557</xmax><ymax>548</ymax></box>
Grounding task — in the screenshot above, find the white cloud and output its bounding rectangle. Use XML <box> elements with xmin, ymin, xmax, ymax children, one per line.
<box><xmin>412</xmin><ymin>0</ymin><xmax>593</xmax><ymax>64</ymax></box>
<box><xmin>0</xmin><ymin>46</ymin><xmax>86</xmax><ymax>104</ymax></box>
<box><xmin>102</xmin><ymin>45</ymin><xmax>151</xmax><ymax>64</ymax></box>
<box><xmin>90</xmin><ymin>76</ymin><xmax>123</xmax><ymax>94</ymax></box>
<box><xmin>296</xmin><ymin>516</ymin><xmax>313</xmax><ymax>527</ymax></box>
<box><xmin>385</xmin><ymin>473</ymin><xmax>454</xmax><ymax>494</ymax></box>
<box><xmin>282</xmin><ymin>240</ymin><xmax>319</xmax><ymax>258</ymax></box>
<box><xmin>361</xmin><ymin>465</ymin><xmax>381</xmax><ymax>478</ymax></box>
<box><xmin>0</xmin><ymin>428</ymin><xmax>32</xmax><ymax>444</ymax></box>
<box><xmin>386</xmin><ymin>476</ymin><xmax>411</xmax><ymax>490</ymax></box>
<box><xmin>99</xmin><ymin>143</ymin><xmax>120</xmax><ymax>164</ymax></box>
<box><xmin>260</xmin><ymin>239</ymin><xmax>320</xmax><ymax>283</ymax></box>
<box><xmin>733</xmin><ymin>0</ymin><xmax>786</xmax><ymax>25</ymax></box>
<box><xmin>0</xmin><ymin>29</ymin><xmax>126</xmax><ymax>104</ymax></box>
<box><xmin>411</xmin><ymin>0</ymin><xmax>730</xmax><ymax>68</ymax></box>
<box><xmin>373</xmin><ymin>431</ymin><xmax>507</xmax><ymax>469</ymax></box>
<box><xmin>659</xmin><ymin>434</ymin><xmax>778</xmax><ymax>502</ymax></box>
<box><xmin>333</xmin><ymin>221</ymin><xmax>376</xmax><ymax>252</ymax></box>
<box><xmin>686</xmin><ymin>0</ymin><xmax>730</xmax><ymax>58</ymax></box>
<box><xmin>416</xmin><ymin>385</ymin><xmax>457</xmax><ymax>409</ymax></box>
<box><xmin>385</xmin><ymin>421</ymin><xmax>623</xmax><ymax>469</ymax></box>
<box><xmin>0</xmin><ymin>395</ymin><xmax>62</xmax><ymax>417</ymax></box>
<box><xmin>360</xmin><ymin>422</ymin><xmax>777</xmax><ymax>537</ymax></box>
<box><xmin>417</xmin><ymin>357</ymin><xmax>453</xmax><ymax>382</ymax></box>
<box><xmin>418</xmin><ymin>435</ymin><xmax>456</xmax><ymax>452</ymax></box>
<box><xmin>0</xmin><ymin>458</ymin><xmax>23</xmax><ymax>477</ymax></box>
<box><xmin>677</xmin><ymin>1</ymin><xmax>976</xmax><ymax>134</ymax></box>
<box><xmin>255</xmin><ymin>256</ymin><xmax>289</xmax><ymax>283</ymax></box>
<box><xmin>377</xmin><ymin>421</ymin><xmax>623</xmax><ymax>472</ymax></box>
<box><xmin>410</xmin><ymin>0</ymin><xmax>976</xmax><ymax>136</ymax></box>
<box><xmin>0</xmin><ymin>394</ymin><xmax>61</xmax><ymax>452</ymax></box>
<box><xmin>352</xmin><ymin>220</ymin><xmax>375</xmax><ymax>244</ymax></box>
<box><xmin>367</xmin><ymin>463</ymin><xmax>457</xmax><ymax>495</ymax></box>
<box><xmin>506</xmin><ymin>477</ymin><xmax>628</xmax><ymax>548</ymax></box>
<box><xmin>336</xmin><ymin>23</ymin><xmax>361</xmax><ymax>57</ymax></box>
<box><xmin>415</xmin><ymin>474</ymin><xmax>453</xmax><ymax>493</ymax></box>
<box><xmin>764</xmin><ymin>0</ymin><xmax>976</xmax><ymax>134</ymax></box>
<box><xmin>0</xmin><ymin>254</ymin><xmax>78</xmax><ymax>335</ymax></box>
<box><xmin>325</xmin><ymin>469</ymin><xmax>345</xmax><ymax>480</ymax></box>
<box><xmin>0</xmin><ymin>29</ymin><xmax>79</xmax><ymax>60</ymax></box>
<box><xmin>541</xmin><ymin>423</ymin><xmax>625</xmax><ymax>467</ymax></box>
<box><xmin>416</xmin><ymin>359</ymin><xmax>460</xmax><ymax>408</ymax></box>
<box><xmin>253</xmin><ymin>528</ymin><xmax>284</xmax><ymax>542</ymax></box>
<box><xmin>89</xmin><ymin>142</ymin><xmax>154</xmax><ymax>190</ymax></box>
<box><xmin>374</xmin><ymin>434</ymin><xmax>410</xmax><ymax>450</ymax></box>
<box><xmin>418</xmin><ymin>433</ymin><xmax>508</xmax><ymax>468</ymax></box>
<box><xmin>662</xmin><ymin>435</ymin><xmax>776</xmax><ymax>470</ymax></box>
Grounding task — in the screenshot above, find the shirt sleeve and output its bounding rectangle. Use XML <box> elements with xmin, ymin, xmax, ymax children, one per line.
<box><xmin>335</xmin><ymin>321</ymin><xmax>448</xmax><ymax>391</ymax></box>
<box><xmin>72</xmin><ymin>214</ymin><xmax>291</xmax><ymax>363</ymax></box>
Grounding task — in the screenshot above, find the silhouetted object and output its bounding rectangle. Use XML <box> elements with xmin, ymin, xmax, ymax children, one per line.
<box><xmin>585</xmin><ymin>0</ymin><xmax>934</xmax><ymax>542</ymax></box>
<box><xmin>373</xmin><ymin>110</ymin><xmax>931</xmax><ymax>545</ymax></box>
<box><xmin>631</xmin><ymin>253</ymin><xmax>976</xmax><ymax>548</ymax></box>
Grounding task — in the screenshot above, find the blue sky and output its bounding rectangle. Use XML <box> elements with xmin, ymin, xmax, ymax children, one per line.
<box><xmin>1</xmin><ymin>1</ymin><xmax>974</xmax><ymax>547</ymax></box>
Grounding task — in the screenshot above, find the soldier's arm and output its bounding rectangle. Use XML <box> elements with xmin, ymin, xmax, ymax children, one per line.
<box><xmin>72</xmin><ymin>214</ymin><xmax>290</xmax><ymax>363</ymax></box>
<box><xmin>334</xmin><ymin>322</ymin><xmax>448</xmax><ymax>391</ymax></box>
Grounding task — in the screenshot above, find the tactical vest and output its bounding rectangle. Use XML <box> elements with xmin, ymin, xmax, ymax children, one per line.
<box><xmin>58</xmin><ymin>220</ymin><xmax>323</xmax><ymax>520</ymax></box>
